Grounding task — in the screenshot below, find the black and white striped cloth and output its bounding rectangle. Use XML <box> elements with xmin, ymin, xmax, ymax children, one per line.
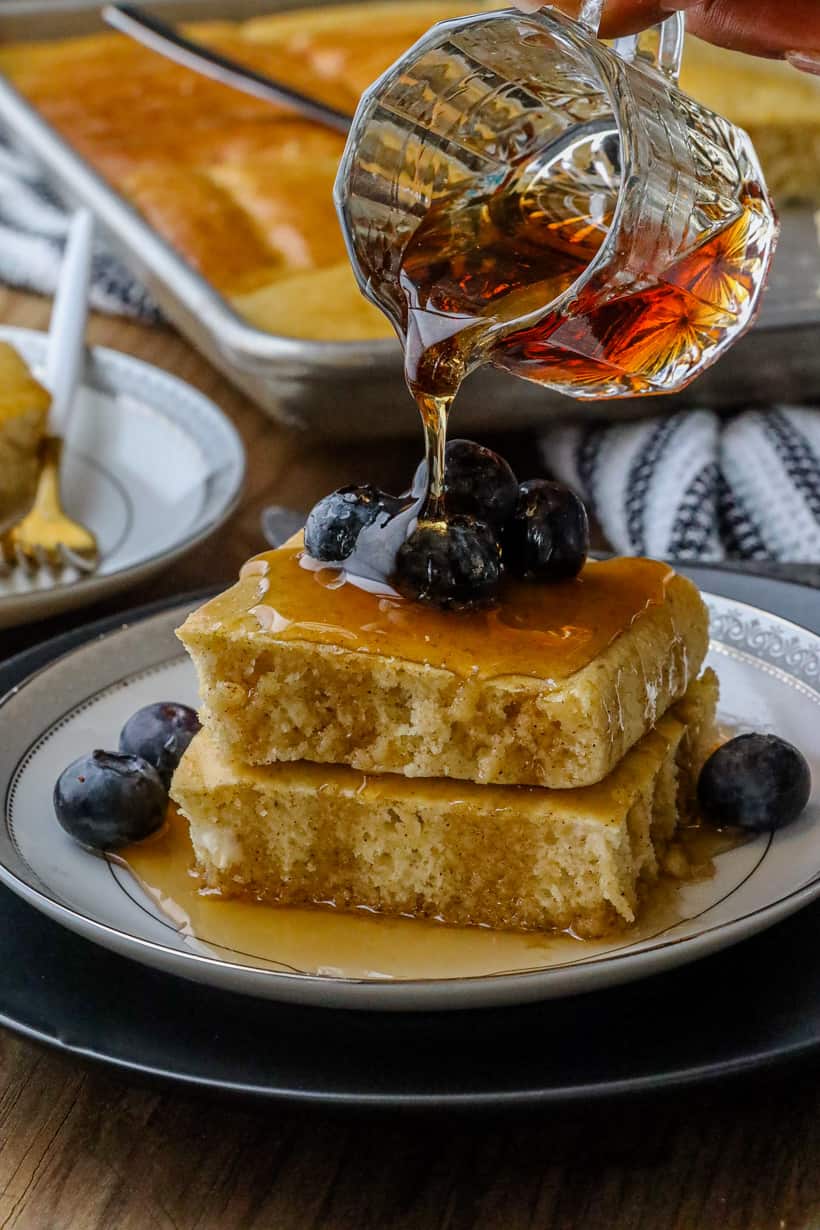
<box><xmin>541</xmin><ymin>407</ymin><xmax>820</xmax><ymax>562</ymax></box>
<box><xmin>3</xmin><ymin>136</ymin><xmax>820</xmax><ymax>562</ymax></box>
<box><xmin>0</xmin><ymin>134</ymin><xmax>160</xmax><ymax>322</ymax></box>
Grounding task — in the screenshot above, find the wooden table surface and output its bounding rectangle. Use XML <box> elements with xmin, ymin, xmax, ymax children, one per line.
<box><xmin>2</xmin><ymin>287</ymin><xmax>820</xmax><ymax>1230</ymax></box>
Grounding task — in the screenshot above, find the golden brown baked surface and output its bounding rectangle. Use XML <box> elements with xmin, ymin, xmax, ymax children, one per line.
<box><xmin>0</xmin><ymin>1</ymin><xmax>489</xmax><ymax>340</ymax></box>
<box><xmin>1</xmin><ymin>7</ymin><xmax>815</xmax><ymax>342</ymax></box>
<box><xmin>177</xmin><ymin>542</ymin><xmax>709</xmax><ymax>788</ymax></box>
<box><xmin>0</xmin><ymin>342</ymin><xmax>49</xmax><ymax>525</ymax></box>
<box><xmin>171</xmin><ymin>671</ymin><xmax>718</xmax><ymax>937</ymax></box>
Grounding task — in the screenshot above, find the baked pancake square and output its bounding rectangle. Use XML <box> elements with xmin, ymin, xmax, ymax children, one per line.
<box><xmin>0</xmin><ymin>342</ymin><xmax>50</xmax><ymax>525</ymax></box>
<box><xmin>178</xmin><ymin>545</ymin><xmax>709</xmax><ymax>789</ymax></box>
<box><xmin>172</xmin><ymin>673</ymin><xmax>718</xmax><ymax>938</ymax></box>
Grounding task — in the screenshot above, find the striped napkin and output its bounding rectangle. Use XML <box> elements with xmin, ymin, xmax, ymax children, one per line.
<box><xmin>0</xmin><ymin>134</ymin><xmax>159</xmax><ymax>322</ymax></box>
<box><xmin>3</xmin><ymin>134</ymin><xmax>820</xmax><ymax>563</ymax></box>
<box><xmin>540</xmin><ymin>407</ymin><xmax>820</xmax><ymax>562</ymax></box>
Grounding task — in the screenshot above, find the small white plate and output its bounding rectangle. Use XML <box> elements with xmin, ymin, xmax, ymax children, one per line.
<box><xmin>0</xmin><ymin>327</ymin><xmax>244</xmax><ymax>629</ymax></box>
<box><xmin>1</xmin><ymin>593</ymin><xmax>820</xmax><ymax>1012</ymax></box>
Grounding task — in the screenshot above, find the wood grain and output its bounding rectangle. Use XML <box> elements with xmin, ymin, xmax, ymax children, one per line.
<box><xmin>1</xmin><ymin>287</ymin><xmax>820</xmax><ymax>1230</ymax></box>
<box><xmin>1</xmin><ymin>1032</ymin><xmax>820</xmax><ymax>1229</ymax></box>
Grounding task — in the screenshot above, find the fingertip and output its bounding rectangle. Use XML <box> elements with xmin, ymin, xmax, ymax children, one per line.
<box><xmin>785</xmin><ymin>50</ymin><xmax>820</xmax><ymax>76</ymax></box>
<box><xmin>683</xmin><ymin>1</ymin><xmax>820</xmax><ymax>57</ymax></box>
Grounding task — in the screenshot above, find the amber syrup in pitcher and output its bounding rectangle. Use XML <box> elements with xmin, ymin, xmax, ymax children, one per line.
<box><xmin>397</xmin><ymin>139</ymin><xmax>770</xmax><ymax>512</ymax></box>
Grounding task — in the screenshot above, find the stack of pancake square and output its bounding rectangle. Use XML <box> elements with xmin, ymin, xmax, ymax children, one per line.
<box><xmin>172</xmin><ymin>544</ymin><xmax>716</xmax><ymax>938</ymax></box>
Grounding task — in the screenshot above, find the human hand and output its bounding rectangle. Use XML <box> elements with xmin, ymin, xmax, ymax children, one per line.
<box><xmin>520</xmin><ymin>1</ymin><xmax>820</xmax><ymax>74</ymax></box>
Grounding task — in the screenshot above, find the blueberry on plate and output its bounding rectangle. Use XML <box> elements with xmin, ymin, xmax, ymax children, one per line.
<box><xmin>54</xmin><ymin>750</ymin><xmax>167</xmax><ymax>851</ymax></box>
<box><xmin>119</xmin><ymin>701</ymin><xmax>200</xmax><ymax>789</ymax></box>
<box><xmin>504</xmin><ymin>479</ymin><xmax>589</xmax><ymax>582</ymax></box>
<box><xmin>698</xmin><ymin>733</ymin><xmax>812</xmax><ymax>833</ymax></box>
<box><xmin>305</xmin><ymin>484</ymin><xmax>399</xmax><ymax>563</ymax></box>
<box><xmin>394</xmin><ymin>515</ymin><xmax>502</xmax><ymax>609</ymax></box>
<box><xmin>412</xmin><ymin>439</ymin><xmax>518</xmax><ymax>526</ymax></box>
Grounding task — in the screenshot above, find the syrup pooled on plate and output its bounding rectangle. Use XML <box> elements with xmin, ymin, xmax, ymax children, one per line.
<box><xmin>116</xmin><ymin>806</ymin><xmax>740</xmax><ymax>981</ymax></box>
<box><xmin>201</xmin><ymin>547</ymin><xmax>676</xmax><ymax>682</ymax></box>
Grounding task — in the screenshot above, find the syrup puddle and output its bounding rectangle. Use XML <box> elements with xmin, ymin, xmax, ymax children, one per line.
<box><xmin>112</xmin><ymin>808</ymin><xmax>744</xmax><ymax>981</ymax></box>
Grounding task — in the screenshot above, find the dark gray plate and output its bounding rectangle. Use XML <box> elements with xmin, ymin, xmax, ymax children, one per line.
<box><xmin>0</xmin><ymin>568</ymin><xmax>819</xmax><ymax>1106</ymax></box>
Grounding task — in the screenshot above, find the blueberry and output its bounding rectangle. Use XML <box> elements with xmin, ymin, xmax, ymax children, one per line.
<box><xmin>394</xmin><ymin>515</ymin><xmax>502</xmax><ymax>609</ymax></box>
<box><xmin>304</xmin><ymin>484</ymin><xmax>399</xmax><ymax>563</ymax></box>
<box><xmin>119</xmin><ymin>702</ymin><xmax>200</xmax><ymax>789</ymax></box>
<box><xmin>698</xmin><ymin>734</ymin><xmax>812</xmax><ymax>833</ymax></box>
<box><xmin>54</xmin><ymin>750</ymin><xmax>167</xmax><ymax>851</ymax></box>
<box><xmin>412</xmin><ymin>440</ymin><xmax>518</xmax><ymax>526</ymax></box>
<box><xmin>504</xmin><ymin>480</ymin><xmax>589</xmax><ymax>582</ymax></box>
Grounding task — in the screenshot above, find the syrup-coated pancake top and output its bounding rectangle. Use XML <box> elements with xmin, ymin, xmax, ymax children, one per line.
<box><xmin>196</xmin><ymin>545</ymin><xmax>676</xmax><ymax>682</ymax></box>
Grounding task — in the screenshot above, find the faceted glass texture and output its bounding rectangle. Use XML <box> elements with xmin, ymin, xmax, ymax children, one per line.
<box><xmin>335</xmin><ymin>9</ymin><xmax>779</xmax><ymax>401</ymax></box>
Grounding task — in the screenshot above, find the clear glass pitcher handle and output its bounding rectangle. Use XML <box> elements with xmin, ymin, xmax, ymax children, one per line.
<box><xmin>545</xmin><ymin>0</ymin><xmax>605</xmax><ymax>34</ymax></box>
<box><xmin>546</xmin><ymin>4</ymin><xmax>685</xmax><ymax>83</ymax></box>
<box><xmin>613</xmin><ymin>13</ymin><xmax>686</xmax><ymax>82</ymax></box>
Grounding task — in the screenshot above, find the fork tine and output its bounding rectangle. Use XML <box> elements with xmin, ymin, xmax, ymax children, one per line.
<box><xmin>0</xmin><ymin>538</ymin><xmax>99</xmax><ymax>578</ymax></box>
<box><xmin>60</xmin><ymin>543</ymin><xmax>98</xmax><ymax>574</ymax></box>
<box><xmin>13</xmin><ymin>542</ymin><xmax>36</xmax><ymax>575</ymax></box>
<box><xmin>34</xmin><ymin>543</ymin><xmax>56</xmax><ymax>572</ymax></box>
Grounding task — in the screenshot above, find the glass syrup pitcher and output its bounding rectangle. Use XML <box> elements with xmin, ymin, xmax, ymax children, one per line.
<box><xmin>334</xmin><ymin>1</ymin><xmax>778</xmax><ymax>507</ymax></box>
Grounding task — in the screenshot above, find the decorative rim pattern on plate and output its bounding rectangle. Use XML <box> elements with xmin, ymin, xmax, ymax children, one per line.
<box><xmin>710</xmin><ymin>606</ymin><xmax>820</xmax><ymax>685</ymax></box>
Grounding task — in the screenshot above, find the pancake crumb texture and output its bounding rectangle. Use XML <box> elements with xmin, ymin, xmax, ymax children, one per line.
<box><xmin>172</xmin><ymin>672</ymin><xmax>718</xmax><ymax>938</ymax></box>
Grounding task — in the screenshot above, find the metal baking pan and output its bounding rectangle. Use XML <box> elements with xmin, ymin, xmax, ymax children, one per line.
<box><xmin>1</xmin><ymin>0</ymin><xmax>819</xmax><ymax>438</ymax></box>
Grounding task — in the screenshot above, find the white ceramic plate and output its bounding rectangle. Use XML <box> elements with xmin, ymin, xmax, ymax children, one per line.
<box><xmin>1</xmin><ymin>593</ymin><xmax>820</xmax><ymax>1012</ymax></box>
<box><xmin>0</xmin><ymin>327</ymin><xmax>244</xmax><ymax>628</ymax></box>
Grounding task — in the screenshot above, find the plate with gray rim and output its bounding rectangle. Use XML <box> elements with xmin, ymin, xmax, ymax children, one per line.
<box><xmin>1</xmin><ymin>584</ymin><xmax>819</xmax><ymax>1013</ymax></box>
<box><xmin>0</xmin><ymin>326</ymin><xmax>244</xmax><ymax>629</ymax></box>
<box><xmin>1</xmin><ymin>569</ymin><xmax>820</xmax><ymax>1105</ymax></box>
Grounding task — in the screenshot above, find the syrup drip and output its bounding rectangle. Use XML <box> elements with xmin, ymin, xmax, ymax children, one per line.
<box><xmin>202</xmin><ymin>549</ymin><xmax>676</xmax><ymax>682</ymax></box>
<box><xmin>117</xmin><ymin>807</ymin><xmax>744</xmax><ymax>981</ymax></box>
